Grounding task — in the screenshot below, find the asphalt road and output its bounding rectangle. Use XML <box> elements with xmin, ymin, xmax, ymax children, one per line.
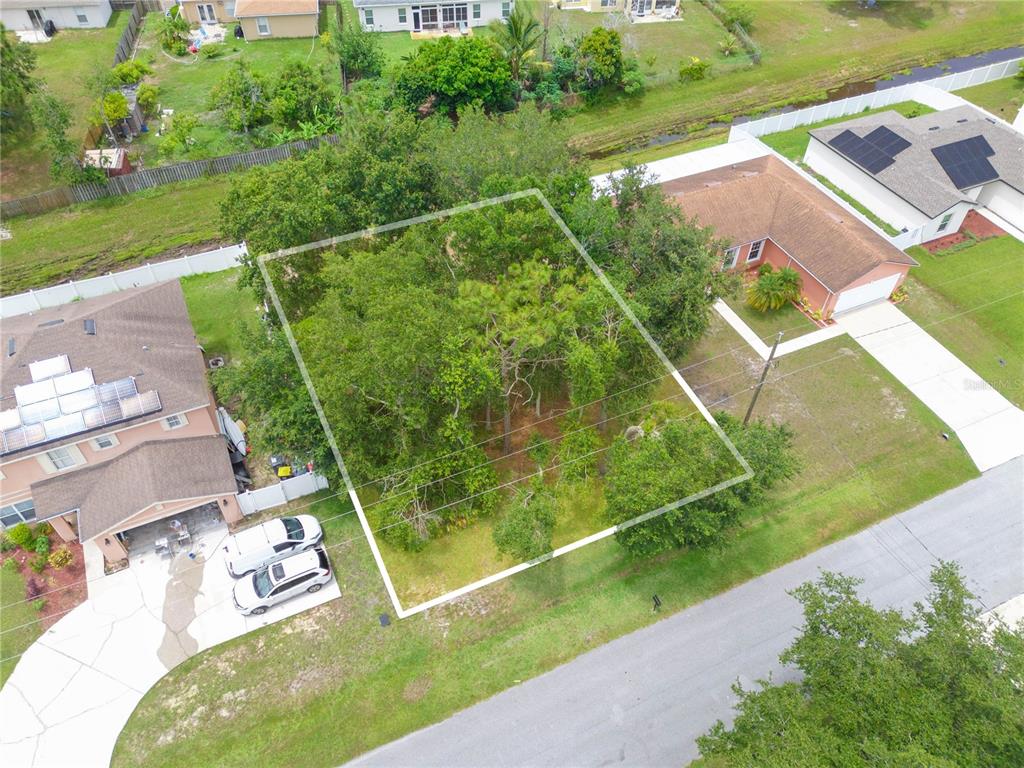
<box><xmin>347</xmin><ymin>459</ymin><xmax>1024</xmax><ymax>768</ymax></box>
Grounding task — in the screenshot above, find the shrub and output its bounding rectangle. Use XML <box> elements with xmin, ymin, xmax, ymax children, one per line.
<box><xmin>746</xmin><ymin>263</ymin><xmax>802</xmax><ymax>311</ymax></box>
<box><xmin>2</xmin><ymin>557</ymin><xmax>19</xmax><ymax>573</ymax></box>
<box><xmin>137</xmin><ymin>82</ymin><xmax>159</xmax><ymax>116</ymax></box>
<box><xmin>723</xmin><ymin>2</ymin><xmax>755</xmax><ymax>30</ymax></box>
<box><xmin>48</xmin><ymin>547</ymin><xmax>74</xmax><ymax>570</ymax></box>
<box><xmin>199</xmin><ymin>42</ymin><xmax>226</xmax><ymax>59</ymax></box>
<box><xmin>34</xmin><ymin>521</ymin><xmax>53</xmax><ymax>537</ymax></box>
<box><xmin>679</xmin><ymin>56</ymin><xmax>711</xmax><ymax>83</ymax></box>
<box><xmin>30</xmin><ymin>554</ymin><xmax>48</xmax><ymax>573</ymax></box>
<box><xmin>32</xmin><ymin>598</ymin><xmax>46</xmax><ymax>612</ymax></box>
<box><xmin>492</xmin><ymin>485</ymin><xmax>557</xmax><ymax>561</ymax></box>
<box><xmin>719</xmin><ymin>33</ymin><xmax>740</xmax><ymax>56</ymax></box>
<box><xmin>7</xmin><ymin>523</ymin><xmax>33</xmax><ymax>550</ymax></box>
<box><xmin>111</xmin><ymin>59</ymin><xmax>153</xmax><ymax>85</ymax></box>
<box><xmin>557</xmin><ymin>414</ymin><xmax>601</xmax><ymax>483</ymax></box>
<box><xmin>34</xmin><ymin>535</ymin><xmax>51</xmax><ymax>557</ymax></box>
<box><xmin>0</xmin><ymin>534</ymin><xmax>14</xmax><ymax>553</ymax></box>
<box><xmin>621</xmin><ymin>58</ymin><xmax>645</xmax><ymax>96</ymax></box>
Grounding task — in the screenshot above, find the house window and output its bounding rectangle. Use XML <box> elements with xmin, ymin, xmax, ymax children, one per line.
<box><xmin>722</xmin><ymin>247</ymin><xmax>739</xmax><ymax>269</ymax></box>
<box><xmin>363</xmin><ymin>8</ymin><xmax>374</xmax><ymax>26</ymax></box>
<box><xmin>472</xmin><ymin>3</ymin><xmax>481</xmax><ymax>18</ymax></box>
<box><xmin>746</xmin><ymin>239</ymin><xmax>765</xmax><ymax>264</ymax></box>
<box><xmin>501</xmin><ymin>1</ymin><xmax>510</xmax><ymax>18</ymax></box>
<box><xmin>600</xmin><ymin>0</ymin><xmax>614</xmax><ymax>6</ymax></box>
<box><xmin>398</xmin><ymin>7</ymin><xmax>407</xmax><ymax>22</ymax></box>
<box><xmin>92</xmin><ymin>434</ymin><xmax>118</xmax><ymax>450</ymax></box>
<box><xmin>47</xmin><ymin>447</ymin><xmax>78</xmax><ymax>471</ymax></box>
<box><xmin>937</xmin><ymin>212</ymin><xmax>954</xmax><ymax>232</ymax></box>
<box><xmin>0</xmin><ymin>500</ymin><xmax>36</xmax><ymax>529</ymax></box>
<box><xmin>75</xmin><ymin>8</ymin><xmax>89</xmax><ymax>23</ymax></box>
<box><xmin>256</xmin><ymin>16</ymin><xmax>271</xmax><ymax>35</ymax></box>
<box><xmin>162</xmin><ymin>413</ymin><xmax>189</xmax><ymax>430</ymax></box>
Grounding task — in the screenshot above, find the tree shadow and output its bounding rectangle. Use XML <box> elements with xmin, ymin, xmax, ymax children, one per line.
<box><xmin>823</xmin><ymin>1</ymin><xmax>944</xmax><ymax>31</ymax></box>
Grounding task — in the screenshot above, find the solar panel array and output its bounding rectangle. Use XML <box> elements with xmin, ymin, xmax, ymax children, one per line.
<box><xmin>827</xmin><ymin>126</ymin><xmax>912</xmax><ymax>175</ymax></box>
<box><xmin>0</xmin><ymin>355</ymin><xmax>162</xmax><ymax>456</ymax></box>
<box><xmin>931</xmin><ymin>136</ymin><xmax>998</xmax><ymax>190</ymax></box>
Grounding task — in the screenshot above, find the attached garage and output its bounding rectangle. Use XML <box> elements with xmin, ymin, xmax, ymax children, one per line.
<box><xmin>833</xmin><ymin>273</ymin><xmax>901</xmax><ymax>314</ymax></box>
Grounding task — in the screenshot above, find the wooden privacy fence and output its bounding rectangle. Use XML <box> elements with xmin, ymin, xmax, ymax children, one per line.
<box><xmin>1</xmin><ymin>135</ymin><xmax>340</xmax><ymax>218</ymax></box>
<box><xmin>111</xmin><ymin>1</ymin><xmax>149</xmax><ymax>66</ymax></box>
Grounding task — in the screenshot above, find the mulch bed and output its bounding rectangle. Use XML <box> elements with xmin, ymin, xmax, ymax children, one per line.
<box><xmin>920</xmin><ymin>210</ymin><xmax>1007</xmax><ymax>254</ymax></box>
<box><xmin>1</xmin><ymin>540</ymin><xmax>88</xmax><ymax>631</ymax></box>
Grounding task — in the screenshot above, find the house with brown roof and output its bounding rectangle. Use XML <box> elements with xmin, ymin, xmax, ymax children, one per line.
<box><xmin>662</xmin><ymin>155</ymin><xmax>917</xmax><ymax>317</ymax></box>
<box><xmin>179</xmin><ymin>0</ymin><xmax>319</xmax><ymax>39</ymax></box>
<box><xmin>0</xmin><ymin>282</ymin><xmax>243</xmax><ymax>567</ymax></box>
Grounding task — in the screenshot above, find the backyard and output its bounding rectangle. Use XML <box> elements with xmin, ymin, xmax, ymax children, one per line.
<box><xmin>112</xmin><ymin>303</ymin><xmax>977</xmax><ymax>768</ymax></box>
<box><xmin>954</xmin><ymin>72</ymin><xmax>1024</xmax><ymax>122</ymax></box>
<box><xmin>901</xmin><ymin>236</ymin><xmax>1024</xmax><ymax>408</ymax></box>
<box><xmin>1</xmin><ymin>12</ymin><xmax>130</xmax><ymax>199</ymax></box>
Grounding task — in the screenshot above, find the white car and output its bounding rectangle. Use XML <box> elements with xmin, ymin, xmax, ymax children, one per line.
<box><xmin>232</xmin><ymin>546</ymin><xmax>332</xmax><ymax>616</ymax></box>
<box><xmin>222</xmin><ymin>514</ymin><xmax>323</xmax><ymax>577</ymax></box>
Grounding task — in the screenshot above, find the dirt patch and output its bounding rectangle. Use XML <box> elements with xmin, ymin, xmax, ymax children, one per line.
<box><xmin>879</xmin><ymin>386</ymin><xmax>908</xmax><ymax>421</ymax></box>
<box><xmin>402</xmin><ymin>676</ymin><xmax>433</xmax><ymax>703</ymax></box>
<box><xmin>425</xmin><ymin>582</ymin><xmax>512</xmax><ymax>639</ymax></box>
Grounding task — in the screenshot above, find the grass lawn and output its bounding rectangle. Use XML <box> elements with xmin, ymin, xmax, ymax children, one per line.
<box><xmin>565</xmin><ymin>1</ymin><xmax>1024</xmax><ymax>156</ymax></box>
<box><xmin>1</xmin><ymin>12</ymin><xmax>130</xmax><ymax>199</ymax></box>
<box><xmin>113</xmin><ymin>308</ymin><xmax>976</xmax><ymax>768</ymax></box>
<box><xmin>0</xmin><ymin>176</ymin><xmax>229</xmax><ymax>295</ymax></box>
<box><xmin>0</xmin><ymin>561</ymin><xmax>42</xmax><ymax>689</ymax></box>
<box><xmin>722</xmin><ymin>294</ymin><xmax>818</xmax><ymax>343</ymax></box>
<box><xmin>179</xmin><ymin>270</ymin><xmax>261</xmax><ymax>365</ymax></box>
<box><xmin>901</xmin><ymin>236</ymin><xmax>1024</xmax><ymax>408</ymax></box>
<box><xmin>954</xmin><ymin>74</ymin><xmax>1024</xmax><ymax>123</ymax></box>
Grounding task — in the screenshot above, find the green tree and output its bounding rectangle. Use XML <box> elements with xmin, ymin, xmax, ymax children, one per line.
<box><xmin>30</xmin><ymin>93</ymin><xmax>98</xmax><ymax>185</ymax></box>
<box><xmin>271</xmin><ymin>60</ymin><xmax>333</xmax><ymax>128</ymax></box>
<box><xmin>493</xmin><ymin>484</ymin><xmax>557</xmax><ymax>561</ymax></box>
<box><xmin>325</xmin><ymin>2</ymin><xmax>384</xmax><ymax>94</ymax></box>
<box><xmin>0</xmin><ymin>25</ymin><xmax>38</xmax><ymax>139</ymax></box>
<box><xmin>745</xmin><ymin>263</ymin><xmax>801</xmax><ymax>312</ymax></box>
<box><xmin>574</xmin><ymin>27</ymin><xmax>623</xmax><ymax>91</ymax></box>
<box><xmin>159</xmin><ymin>111</ymin><xmax>200</xmax><ymax>160</ymax></box>
<box><xmin>153</xmin><ymin>12</ymin><xmax>190</xmax><ymax>54</ymax></box>
<box><xmin>395</xmin><ymin>36</ymin><xmax>514</xmax><ymax>114</ymax></box>
<box><xmin>490</xmin><ymin>4</ymin><xmax>542</xmax><ymax>89</ymax></box>
<box><xmin>209</xmin><ymin>60</ymin><xmax>270</xmax><ymax>133</ymax></box>
<box><xmin>698</xmin><ymin>562</ymin><xmax>1024</xmax><ymax>767</ymax></box>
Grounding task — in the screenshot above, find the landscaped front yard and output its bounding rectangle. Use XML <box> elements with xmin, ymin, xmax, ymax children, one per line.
<box><xmin>722</xmin><ymin>293</ymin><xmax>819</xmax><ymax>343</ymax></box>
<box><xmin>901</xmin><ymin>236</ymin><xmax>1024</xmax><ymax>408</ymax></box>
<box><xmin>113</xmin><ymin>303</ymin><xmax>977</xmax><ymax>768</ymax></box>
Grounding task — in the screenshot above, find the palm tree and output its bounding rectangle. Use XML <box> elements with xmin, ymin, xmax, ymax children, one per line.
<box><xmin>491</xmin><ymin>5</ymin><xmax>542</xmax><ymax>89</ymax></box>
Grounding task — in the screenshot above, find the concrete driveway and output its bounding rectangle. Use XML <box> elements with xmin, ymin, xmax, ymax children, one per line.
<box><xmin>0</xmin><ymin>524</ymin><xmax>340</xmax><ymax>767</ymax></box>
<box><xmin>836</xmin><ymin>301</ymin><xmax>1024</xmax><ymax>472</ymax></box>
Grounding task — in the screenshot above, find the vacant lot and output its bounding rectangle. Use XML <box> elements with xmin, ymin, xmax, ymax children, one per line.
<box><xmin>566</xmin><ymin>0</ymin><xmax>1024</xmax><ymax>155</ymax></box>
<box><xmin>902</xmin><ymin>236</ymin><xmax>1024</xmax><ymax>407</ymax></box>
<box><xmin>2</xmin><ymin>13</ymin><xmax>129</xmax><ymax>199</ymax></box>
<box><xmin>954</xmin><ymin>74</ymin><xmax>1024</xmax><ymax>122</ymax></box>
<box><xmin>0</xmin><ymin>177</ymin><xmax>228</xmax><ymax>295</ymax></box>
<box><xmin>114</xmin><ymin>302</ymin><xmax>976</xmax><ymax>767</ymax></box>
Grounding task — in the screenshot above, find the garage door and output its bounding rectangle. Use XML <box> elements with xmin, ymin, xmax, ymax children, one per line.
<box><xmin>833</xmin><ymin>273</ymin><xmax>900</xmax><ymax>314</ymax></box>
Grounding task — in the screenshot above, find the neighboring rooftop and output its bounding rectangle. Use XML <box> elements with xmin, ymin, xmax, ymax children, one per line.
<box><xmin>31</xmin><ymin>434</ymin><xmax>237</xmax><ymax>540</ymax></box>
<box><xmin>233</xmin><ymin>0</ymin><xmax>318</xmax><ymax>16</ymax></box>
<box><xmin>661</xmin><ymin>155</ymin><xmax>916</xmax><ymax>291</ymax></box>
<box><xmin>810</xmin><ymin>105</ymin><xmax>1024</xmax><ymax>217</ymax></box>
<box><xmin>0</xmin><ymin>282</ymin><xmax>209</xmax><ymax>459</ymax></box>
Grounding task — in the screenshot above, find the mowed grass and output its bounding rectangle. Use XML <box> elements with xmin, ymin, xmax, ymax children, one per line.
<box><xmin>179</xmin><ymin>270</ymin><xmax>261</xmax><ymax>365</ymax></box>
<box><xmin>0</xmin><ymin>177</ymin><xmax>229</xmax><ymax>295</ymax></box>
<box><xmin>722</xmin><ymin>293</ymin><xmax>818</xmax><ymax>343</ymax></box>
<box><xmin>0</xmin><ymin>562</ymin><xmax>41</xmax><ymax>689</ymax></box>
<box><xmin>113</xmin><ymin>309</ymin><xmax>976</xmax><ymax>768</ymax></box>
<box><xmin>1</xmin><ymin>13</ymin><xmax>130</xmax><ymax>198</ymax></box>
<box><xmin>901</xmin><ymin>236</ymin><xmax>1024</xmax><ymax>407</ymax></box>
<box><xmin>954</xmin><ymin>74</ymin><xmax>1024</xmax><ymax>122</ymax></box>
<box><xmin>565</xmin><ymin>1</ymin><xmax>1024</xmax><ymax>155</ymax></box>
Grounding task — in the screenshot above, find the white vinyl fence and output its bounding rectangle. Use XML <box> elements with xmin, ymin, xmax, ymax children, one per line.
<box><xmin>730</xmin><ymin>57</ymin><xmax>1022</xmax><ymax>140</ymax></box>
<box><xmin>1</xmin><ymin>243</ymin><xmax>248</xmax><ymax>319</ymax></box>
<box><xmin>237</xmin><ymin>472</ymin><xmax>331</xmax><ymax>516</ymax></box>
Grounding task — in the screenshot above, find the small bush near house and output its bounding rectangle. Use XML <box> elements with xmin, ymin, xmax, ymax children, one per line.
<box><xmin>0</xmin><ymin>534</ymin><xmax>14</xmax><ymax>553</ymax></box>
<box><xmin>679</xmin><ymin>56</ymin><xmax>711</xmax><ymax>83</ymax></box>
<box><xmin>111</xmin><ymin>59</ymin><xmax>153</xmax><ymax>85</ymax></box>
<box><xmin>6</xmin><ymin>523</ymin><xmax>34</xmax><ymax>550</ymax></box>
<box><xmin>48</xmin><ymin>547</ymin><xmax>74</xmax><ymax>570</ymax></box>
<box><xmin>34</xmin><ymin>522</ymin><xmax>53</xmax><ymax>537</ymax></box>
<box><xmin>199</xmin><ymin>42</ymin><xmax>227</xmax><ymax>59</ymax></box>
<box><xmin>34</xmin><ymin>535</ymin><xmax>51</xmax><ymax>557</ymax></box>
<box><xmin>746</xmin><ymin>264</ymin><xmax>802</xmax><ymax>312</ymax></box>
<box><xmin>2</xmin><ymin>557</ymin><xmax>19</xmax><ymax>573</ymax></box>
<box><xmin>30</xmin><ymin>555</ymin><xmax>48</xmax><ymax>574</ymax></box>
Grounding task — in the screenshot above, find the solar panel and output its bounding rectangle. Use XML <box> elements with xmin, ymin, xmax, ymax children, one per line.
<box><xmin>29</xmin><ymin>355</ymin><xmax>70</xmax><ymax>382</ymax></box>
<box><xmin>932</xmin><ymin>136</ymin><xmax>998</xmax><ymax>190</ymax></box>
<box><xmin>827</xmin><ymin>130</ymin><xmax>896</xmax><ymax>174</ymax></box>
<box><xmin>863</xmin><ymin>126</ymin><xmax>911</xmax><ymax>157</ymax></box>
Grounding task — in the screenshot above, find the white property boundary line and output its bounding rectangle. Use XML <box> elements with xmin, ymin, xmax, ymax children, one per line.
<box><xmin>259</xmin><ymin>189</ymin><xmax>753</xmax><ymax>619</ymax></box>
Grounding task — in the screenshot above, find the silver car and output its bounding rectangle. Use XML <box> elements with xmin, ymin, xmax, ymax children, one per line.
<box><xmin>232</xmin><ymin>545</ymin><xmax>332</xmax><ymax>616</ymax></box>
<box><xmin>222</xmin><ymin>514</ymin><xmax>323</xmax><ymax>577</ymax></box>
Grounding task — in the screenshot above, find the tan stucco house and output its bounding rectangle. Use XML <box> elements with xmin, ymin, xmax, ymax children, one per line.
<box><xmin>179</xmin><ymin>0</ymin><xmax>319</xmax><ymax>39</ymax></box>
<box><xmin>0</xmin><ymin>282</ymin><xmax>243</xmax><ymax>567</ymax></box>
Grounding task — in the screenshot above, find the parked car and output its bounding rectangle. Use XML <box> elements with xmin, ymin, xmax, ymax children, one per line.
<box><xmin>232</xmin><ymin>545</ymin><xmax>332</xmax><ymax>616</ymax></box>
<box><xmin>222</xmin><ymin>515</ymin><xmax>322</xmax><ymax>577</ymax></box>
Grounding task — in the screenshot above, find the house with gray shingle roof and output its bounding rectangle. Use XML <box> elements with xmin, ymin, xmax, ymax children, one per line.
<box><xmin>805</xmin><ymin>105</ymin><xmax>1024</xmax><ymax>242</ymax></box>
<box><xmin>0</xmin><ymin>281</ymin><xmax>243</xmax><ymax>567</ymax></box>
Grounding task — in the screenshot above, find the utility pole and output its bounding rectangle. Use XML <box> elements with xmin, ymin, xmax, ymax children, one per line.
<box><xmin>743</xmin><ymin>331</ymin><xmax>783</xmax><ymax>426</ymax></box>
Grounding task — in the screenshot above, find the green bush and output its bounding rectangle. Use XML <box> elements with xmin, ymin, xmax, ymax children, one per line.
<box><xmin>621</xmin><ymin>59</ymin><xmax>645</xmax><ymax>96</ymax></box>
<box><xmin>679</xmin><ymin>56</ymin><xmax>711</xmax><ymax>83</ymax></box>
<box><xmin>171</xmin><ymin>39</ymin><xmax>189</xmax><ymax>57</ymax></box>
<box><xmin>48</xmin><ymin>547</ymin><xmax>74</xmax><ymax>570</ymax></box>
<box><xmin>746</xmin><ymin>263</ymin><xmax>802</xmax><ymax>311</ymax></box>
<box><xmin>0</xmin><ymin>534</ymin><xmax>14</xmax><ymax>553</ymax></box>
<box><xmin>2</xmin><ymin>557</ymin><xmax>19</xmax><ymax>573</ymax></box>
<box><xmin>34</xmin><ymin>521</ymin><xmax>53</xmax><ymax>537</ymax></box>
<box><xmin>32</xmin><ymin>598</ymin><xmax>46</xmax><ymax>612</ymax></box>
<box><xmin>137</xmin><ymin>83</ymin><xmax>159</xmax><ymax>116</ymax></box>
<box><xmin>34</xmin><ymin>534</ymin><xmax>51</xmax><ymax>557</ymax></box>
<box><xmin>111</xmin><ymin>59</ymin><xmax>153</xmax><ymax>85</ymax></box>
<box><xmin>7</xmin><ymin>523</ymin><xmax>33</xmax><ymax>550</ymax></box>
<box><xmin>30</xmin><ymin>554</ymin><xmax>48</xmax><ymax>574</ymax></box>
<box><xmin>199</xmin><ymin>42</ymin><xmax>226</xmax><ymax>59</ymax></box>
<box><xmin>492</xmin><ymin>485</ymin><xmax>557</xmax><ymax>561</ymax></box>
<box><xmin>557</xmin><ymin>414</ymin><xmax>601</xmax><ymax>483</ymax></box>
<box><xmin>723</xmin><ymin>2</ymin><xmax>755</xmax><ymax>30</ymax></box>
